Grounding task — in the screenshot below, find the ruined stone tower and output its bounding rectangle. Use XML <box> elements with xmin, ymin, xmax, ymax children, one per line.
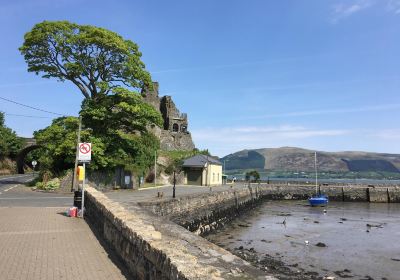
<box><xmin>142</xmin><ymin>82</ymin><xmax>195</xmax><ymax>151</ymax></box>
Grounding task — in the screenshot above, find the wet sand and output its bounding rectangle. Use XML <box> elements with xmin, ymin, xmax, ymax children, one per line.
<box><xmin>206</xmin><ymin>201</ymin><xmax>400</xmax><ymax>280</ymax></box>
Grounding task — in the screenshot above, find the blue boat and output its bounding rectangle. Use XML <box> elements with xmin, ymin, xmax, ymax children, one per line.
<box><xmin>308</xmin><ymin>152</ymin><xmax>329</xmax><ymax>207</ymax></box>
<box><xmin>308</xmin><ymin>195</ymin><xmax>329</xmax><ymax>206</ymax></box>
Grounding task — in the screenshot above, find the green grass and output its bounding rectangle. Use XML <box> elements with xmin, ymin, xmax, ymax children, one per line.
<box><xmin>139</xmin><ymin>183</ymin><xmax>165</xmax><ymax>189</ymax></box>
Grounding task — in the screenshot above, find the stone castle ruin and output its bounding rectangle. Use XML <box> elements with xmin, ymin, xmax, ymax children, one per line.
<box><xmin>142</xmin><ymin>82</ymin><xmax>195</xmax><ymax>151</ymax></box>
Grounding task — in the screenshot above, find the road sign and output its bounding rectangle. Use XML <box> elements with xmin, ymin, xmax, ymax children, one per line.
<box><xmin>78</xmin><ymin>143</ymin><xmax>91</xmax><ymax>162</ymax></box>
<box><xmin>32</xmin><ymin>160</ymin><xmax>37</xmax><ymax>167</ymax></box>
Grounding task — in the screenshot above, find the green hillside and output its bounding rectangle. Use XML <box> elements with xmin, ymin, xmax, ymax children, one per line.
<box><xmin>221</xmin><ymin>147</ymin><xmax>400</xmax><ymax>179</ymax></box>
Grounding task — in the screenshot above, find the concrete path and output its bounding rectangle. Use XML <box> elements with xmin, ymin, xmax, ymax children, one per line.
<box><xmin>0</xmin><ymin>175</ymin><xmax>131</xmax><ymax>280</ymax></box>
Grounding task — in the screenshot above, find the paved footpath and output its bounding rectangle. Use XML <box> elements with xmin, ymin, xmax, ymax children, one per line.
<box><xmin>0</xmin><ymin>175</ymin><xmax>131</xmax><ymax>280</ymax></box>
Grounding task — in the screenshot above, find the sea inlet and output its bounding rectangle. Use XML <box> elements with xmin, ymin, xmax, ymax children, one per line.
<box><xmin>206</xmin><ymin>201</ymin><xmax>400</xmax><ymax>280</ymax></box>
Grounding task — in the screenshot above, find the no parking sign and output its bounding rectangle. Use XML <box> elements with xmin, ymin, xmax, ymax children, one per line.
<box><xmin>78</xmin><ymin>143</ymin><xmax>91</xmax><ymax>162</ymax></box>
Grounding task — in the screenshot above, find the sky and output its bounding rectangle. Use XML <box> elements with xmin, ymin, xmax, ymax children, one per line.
<box><xmin>0</xmin><ymin>0</ymin><xmax>399</xmax><ymax>157</ymax></box>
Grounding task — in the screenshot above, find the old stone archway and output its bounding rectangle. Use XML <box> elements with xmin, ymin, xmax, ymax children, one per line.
<box><xmin>16</xmin><ymin>144</ymin><xmax>42</xmax><ymax>174</ymax></box>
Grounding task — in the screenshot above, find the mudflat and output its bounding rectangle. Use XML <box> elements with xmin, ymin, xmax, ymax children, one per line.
<box><xmin>206</xmin><ymin>201</ymin><xmax>400</xmax><ymax>280</ymax></box>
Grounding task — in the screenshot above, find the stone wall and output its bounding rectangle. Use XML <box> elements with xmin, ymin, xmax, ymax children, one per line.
<box><xmin>139</xmin><ymin>184</ymin><xmax>400</xmax><ymax>236</ymax></box>
<box><xmin>84</xmin><ymin>183</ymin><xmax>400</xmax><ymax>279</ymax></box>
<box><xmin>139</xmin><ymin>186</ymin><xmax>262</xmax><ymax>235</ymax></box>
<box><xmin>160</xmin><ymin>130</ymin><xmax>195</xmax><ymax>151</ymax></box>
<box><xmin>84</xmin><ymin>186</ymin><xmax>271</xmax><ymax>280</ymax></box>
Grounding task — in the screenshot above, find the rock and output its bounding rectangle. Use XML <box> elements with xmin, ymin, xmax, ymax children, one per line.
<box><xmin>316</xmin><ymin>242</ymin><xmax>327</xmax><ymax>247</ymax></box>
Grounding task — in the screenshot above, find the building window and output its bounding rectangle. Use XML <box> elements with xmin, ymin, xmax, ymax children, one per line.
<box><xmin>181</xmin><ymin>125</ymin><xmax>187</xmax><ymax>133</ymax></box>
<box><xmin>217</xmin><ymin>173</ymin><xmax>219</xmax><ymax>181</ymax></box>
<box><xmin>172</xmin><ymin>123</ymin><xmax>179</xmax><ymax>132</ymax></box>
<box><xmin>213</xmin><ymin>173</ymin><xmax>215</xmax><ymax>182</ymax></box>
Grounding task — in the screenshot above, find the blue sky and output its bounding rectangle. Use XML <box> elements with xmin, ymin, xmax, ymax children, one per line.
<box><xmin>0</xmin><ymin>0</ymin><xmax>399</xmax><ymax>157</ymax></box>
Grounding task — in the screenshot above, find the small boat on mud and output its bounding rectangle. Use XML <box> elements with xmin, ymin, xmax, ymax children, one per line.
<box><xmin>309</xmin><ymin>195</ymin><xmax>329</xmax><ymax>206</ymax></box>
<box><xmin>309</xmin><ymin>152</ymin><xmax>329</xmax><ymax>207</ymax></box>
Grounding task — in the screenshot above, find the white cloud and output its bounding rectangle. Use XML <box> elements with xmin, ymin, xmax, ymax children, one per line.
<box><xmin>192</xmin><ymin>125</ymin><xmax>349</xmax><ymax>156</ymax></box>
<box><xmin>331</xmin><ymin>0</ymin><xmax>400</xmax><ymax>23</ymax></box>
<box><xmin>232</xmin><ymin>103</ymin><xmax>400</xmax><ymax>121</ymax></box>
<box><xmin>331</xmin><ymin>0</ymin><xmax>374</xmax><ymax>23</ymax></box>
<box><xmin>374</xmin><ymin>129</ymin><xmax>400</xmax><ymax>140</ymax></box>
<box><xmin>387</xmin><ymin>0</ymin><xmax>400</xmax><ymax>13</ymax></box>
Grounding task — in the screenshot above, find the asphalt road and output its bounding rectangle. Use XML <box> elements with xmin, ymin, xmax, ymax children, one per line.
<box><xmin>0</xmin><ymin>174</ymin><xmax>73</xmax><ymax>207</ymax></box>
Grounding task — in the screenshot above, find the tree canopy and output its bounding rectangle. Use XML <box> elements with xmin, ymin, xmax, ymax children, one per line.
<box><xmin>19</xmin><ymin>21</ymin><xmax>152</xmax><ymax>99</ymax></box>
<box><xmin>0</xmin><ymin>112</ymin><xmax>23</xmax><ymax>158</ymax></box>
<box><xmin>80</xmin><ymin>87</ymin><xmax>162</xmax><ymax>135</ymax></box>
<box><xmin>245</xmin><ymin>170</ymin><xmax>260</xmax><ymax>182</ymax></box>
<box><xmin>34</xmin><ymin>91</ymin><xmax>162</xmax><ymax>175</ymax></box>
<box><xmin>21</xmin><ymin>21</ymin><xmax>164</xmax><ymax>177</ymax></box>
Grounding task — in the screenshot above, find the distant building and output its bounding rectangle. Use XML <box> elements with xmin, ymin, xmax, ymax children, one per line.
<box><xmin>142</xmin><ymin>82</ymin><xmax>195</xmax><ymax>151</ymax></box>
<box><xmin>182</xmin><ymin>155</ymin><xmax>222</xmax><ymax>186</ymax></box>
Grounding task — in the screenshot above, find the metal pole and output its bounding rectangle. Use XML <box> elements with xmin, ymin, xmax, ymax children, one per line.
<box><xmin>72</xmin><ymin>116</ymin><xmax>82</xmax><ymax>192</ymax></box>
<box><xmin>173</xmin><ymin>170</ymin><xmax>176</xmax><ymax>198</ymax></box>
<box><xmin>81</xmin><ymin>162</ymin><xmax>86</xmax><ymax>218</ymax></box>
<box><xmin>154</xmin><ymin>150</ymin><xmax>157</xmax><ymax>187</ymax></box>
<box><xmin>315</xmin><ymin>152</ymin><xmax>318</xmax><ymax>194</ymax></box>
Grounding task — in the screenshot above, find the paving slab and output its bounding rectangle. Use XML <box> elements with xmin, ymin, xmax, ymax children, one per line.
<box><xmin>0</xmin><ymin>207</ymin><xmax>131</xmax><ymax>280</ymax></box>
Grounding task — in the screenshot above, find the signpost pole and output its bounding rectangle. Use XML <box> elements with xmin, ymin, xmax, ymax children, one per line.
<box><xmin>81</xmin><ymin>162</ymin><xmax>86</xmax><ymax>218</ymax></box>
<box><xmin>77</xmin><ymin>142</ymin><xmax>91</xmax><ymax>219</ymax></box>
<box><xmin>31</xmin><ymin>160</ymin><xmax>37</xmax><ymax>178</ymax></box>
<box><xmin>72</xmin><ymin>116</ymin><xmax>82</xmax><ymax>192</ymax></box>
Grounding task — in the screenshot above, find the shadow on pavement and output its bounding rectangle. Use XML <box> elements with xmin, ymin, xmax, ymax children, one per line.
<box><xmin>0</xmin><ymin>180</ymin><xmax>30</xmax><ymax>185</ymax></box>
<box><xmin>86</xmin><ymin>219</ymin><xmax>135</xmax><ymax>280</ymax></box>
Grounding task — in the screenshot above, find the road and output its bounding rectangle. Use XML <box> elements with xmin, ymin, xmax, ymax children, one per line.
<box><xmin>0</xmin><ymin>174</ymin><xmax>131</xmax><ymax>280</ymax></box>
<box><xmin>0</xmin><ymin>173</ymin><xmax>73</xmax><ymax>207</ymax></box>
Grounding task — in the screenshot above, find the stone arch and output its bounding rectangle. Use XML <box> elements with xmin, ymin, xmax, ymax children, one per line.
<box><xmin>16</xmin><ymin>145</ymin><xmax>42</xmax><ymax>174</ymax></box>
<box><xmin>172</xmin><ymin>123</ymin><xmax>179</xmax><ymax>132</ymax></box>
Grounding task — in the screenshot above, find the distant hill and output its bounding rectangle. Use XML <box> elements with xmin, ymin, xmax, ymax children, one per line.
<box><xmin>221</xmin><ymin>147</ymin><xmax>400</xmax><ymax>173</ymax></box>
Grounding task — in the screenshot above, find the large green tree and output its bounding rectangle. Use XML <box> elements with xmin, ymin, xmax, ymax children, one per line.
<box><xmin>19</xmin><ymin>21</ymin><xmax>152</xmax><ymax>99</ymax></box>
<box><xmin>21</xmin><ymin>21</ymin><xmax>163</xmax><ymax>175</ymax></box>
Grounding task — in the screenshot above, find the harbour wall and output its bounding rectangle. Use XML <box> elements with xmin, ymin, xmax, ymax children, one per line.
<box><xmin>138</xmin><ymin>184</ymin><xmax>400</xmax><ymax>235</ymax></box>
<box><xmin>84</xmin><ymin>184</ymin><xmax>400</xmax><ymax>279</ymax></box>
<box><xmin>84</xmin><ymin>186</ymin><xmax>269</xmax><ymax>280</ymax></box>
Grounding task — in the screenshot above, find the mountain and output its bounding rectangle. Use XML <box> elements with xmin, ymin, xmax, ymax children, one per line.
<box><xmin>221</xmin><ymin>147</ymin><xmax>400</xmax><ymax>173</ymax></box>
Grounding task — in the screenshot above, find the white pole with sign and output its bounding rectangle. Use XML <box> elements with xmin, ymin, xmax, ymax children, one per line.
<box><xmin>78</xmin><ymin>143</ymin><xmax>91</xmax><ymax>218</ymax></box>
<box><xmin>32</xmin><ymin>160</ymin><xmax>37</xmax><ymax>177</ymax></box>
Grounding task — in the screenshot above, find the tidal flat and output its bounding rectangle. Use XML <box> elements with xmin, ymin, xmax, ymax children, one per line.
<box><xmin>206</xmin><ymin>201</ymin><xmax>400</xmax><ymax>280</ymax></box>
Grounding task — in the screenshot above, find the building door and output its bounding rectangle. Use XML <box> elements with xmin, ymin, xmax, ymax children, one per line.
<box><xmin>187</xmin><ymin>169</ymin><xmax>202</xmax><ymax>185</ymax></box>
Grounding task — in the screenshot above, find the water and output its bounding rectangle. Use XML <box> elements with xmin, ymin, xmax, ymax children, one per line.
<box><xmin>206</xmin><ymin>201</ymin><xmax>400</xmax><ymax>279</ymax></box>
<box><xmin>230</xmin><ymin>176</ymin><xmax>400</xmax><ymax>185</ymax></box>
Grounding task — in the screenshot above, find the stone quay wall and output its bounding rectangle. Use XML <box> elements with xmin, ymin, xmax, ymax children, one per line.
<box><xmin>139</xmin><ymin>184</ymin><xmax>400</xmax><ymax>236</ymax></box>
<box><xmin>84</xmin><ymin>184</ymin><xmax>400</xmax><ymax>279</ymax></box>
<box><xmin>84</xmin><ymin>186</ymin><xmax>270</xmax><ymax>280</ymax></box>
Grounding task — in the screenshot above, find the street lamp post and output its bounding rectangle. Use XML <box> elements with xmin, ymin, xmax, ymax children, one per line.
<box><xmin>173</xmin><ymin>170</ymin><xmax>176</xmax><ymax>198</ymax></box>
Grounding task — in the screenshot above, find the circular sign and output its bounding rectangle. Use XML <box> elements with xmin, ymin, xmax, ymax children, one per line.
<box><xmin>32</xmin><ymin>160</ymin><xmax>37</xmax><ymax>166</ymax></box>
<box><xmin>79</xmin><ymin>143</ymin><xmax>91</xmax><ymax>154</ymax></box>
